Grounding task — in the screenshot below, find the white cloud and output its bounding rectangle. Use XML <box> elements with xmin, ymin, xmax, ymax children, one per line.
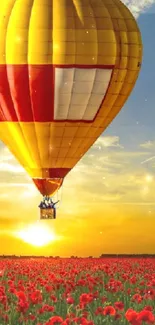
<box><xmin>114</xmin><ymin>151</ymin><xmax>150</xmax><ymax>157</ymax></box>
<box><xmin>0</xmin><ymin>182</ymin><xmax>37</xmax><ymax>200</ymax></box>
<box><xmin>140</xmin><ymin>141</ymin><xmax>155</xmax><ymax>149</ymax></box>
<box><xmin>0</xmin><ymin>162</ymin><xmax>25</xmax><ymax>173</ymax></box>
<box><xmin>100</xmin><ymin>193</ymin><xmax>123</xmax><ymax>201</ymax></box>
<box><xmin>64</xmin><ymin>136</ymin><xmax>155</xmax><ymax>207</ymax></box>
<box><xmin>94</xmin><ymin>136</ymin><xmax>124</xmax><ymax>149</ymax></box>
<box><xmin>0</xmin><ymin>147</ymin><xmax>13</xmax><ymax>162</ymax></box>
<box><xmin>21</xmin><ymin>184</ymin><xmax>38</xmax><ymax>198</ymax></box>
<box><xmin>0</xmin><ymin>143</ymin><xmax>27</xmax><ymax>175</ymax></box>
<box><xmin>122</xmin><ymin>0</ymin><xmax>155</xmax><ymax>18</ymax></box>
<box><xmin>0</xmin><ymin>182</ymin><xmax>32</xmax><ymax>188</ymax></box>
<box><xmin>98</xmin><ymin>156</ymin><xmax>125</xmax><ymax>169</ymax></box>
<box><xmin>141</xmin><ymin>156</ymin><xmax>155</xmax><ymax>164</ymax></box>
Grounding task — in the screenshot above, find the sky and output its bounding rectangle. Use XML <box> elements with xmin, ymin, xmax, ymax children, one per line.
<box><xmin>0</xmin><ymin>1</ymin><xmax>155</xmax><ymax>257</ymax></box>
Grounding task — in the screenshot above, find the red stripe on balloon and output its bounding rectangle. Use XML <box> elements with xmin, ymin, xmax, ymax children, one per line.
<box><xmin>0</xmin><ymin>104</ymin><xmax>6</xmax><ymax>120</ymax></box>
<box><xmin>7</xmin><ymin>65</ymin><xmax>33</xmax><ymax>121</ymax></box>
<box><xmin>40</xmin><ymin>168</ymin><xmax>71</xmax><ymax>178</ymax></box>
<box><xmin>54</xmin><ymin>64</ymin><xmax>114</xmax><ymax>69</ymax></box>
<box><xmin>0</xmin><ymin>65</ymin><xmax>17</xmax><ymax>121</ymax></box>
<box><xmin>0</xmin><ymin>64</ymin><xmax>114</xmax><ymax>122</ymax></box>
<box><xmin>28</xmin><ymin>65</ymin><xmax>54</xmax><ymax>121</ymax></box>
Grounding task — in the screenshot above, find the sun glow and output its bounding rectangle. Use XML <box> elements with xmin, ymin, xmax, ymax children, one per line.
<box><xmin>145</xmin><ymin>174</ymin><xmax>153</xmax><ymax>182</ymax></box>
<box><xmin>16</xmin><ymin>223</ymin><xmax>57</xmax><ymax>247</ymax></box>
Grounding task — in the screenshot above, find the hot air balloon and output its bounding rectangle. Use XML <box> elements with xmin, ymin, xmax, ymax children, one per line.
<box><xmin>0</xmin><ymin>0</ymin><xmax>142</xmax><ymax>219</ymax></box>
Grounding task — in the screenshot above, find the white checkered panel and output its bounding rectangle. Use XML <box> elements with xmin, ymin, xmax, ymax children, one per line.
<box><xmin>54</xmin><ymin>68</ymin><xmax>112</xmax><ymax>121</ymax></box>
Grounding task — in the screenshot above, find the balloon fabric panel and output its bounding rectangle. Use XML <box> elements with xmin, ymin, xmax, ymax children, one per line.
<box><xmin>0</xmin><ymin>0</ymin><xmax>142</xmax><ymax>194</ymax></box>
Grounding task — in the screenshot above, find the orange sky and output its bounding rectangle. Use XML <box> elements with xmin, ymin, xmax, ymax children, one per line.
<box><xmin>0</xmin><ymin>8</ymin><xmax>155</xmax><ymax>256</ymax></box>
<box><xmin>0</xmin><ymin>138</ymin><xmax>155</xmax><ymax>256</ymax></box>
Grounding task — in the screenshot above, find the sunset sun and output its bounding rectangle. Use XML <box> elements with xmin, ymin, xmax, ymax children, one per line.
<box><xmin>16</xmin><ymin>223</ymin><xmax>57</xmax><ymax>247</ymax></box>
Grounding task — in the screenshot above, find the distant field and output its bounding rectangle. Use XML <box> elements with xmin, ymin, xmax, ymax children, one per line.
<box><xmin>0</xmin><ymin>258</ymin><xmax>155</xmax><ymax>324</ymax></box>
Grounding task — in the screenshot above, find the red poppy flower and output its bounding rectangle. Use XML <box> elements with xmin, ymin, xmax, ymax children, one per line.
<box><xmin>114</xmin><ymin>313</ymin><xmax>122</xmax><ymax>320</ymax></box>
<box><xmin>144</xmin><ymin>306</ymin><xmax>153</xmax><ymax>311</ymax></box>
<box><xmin>95</xmin><ymin>306</ymin><xmax>103</xmax><ymax>315</ymax></box>
<box><xmin>125</xmin><ymin>309</ymin><xmax>142</xmax><ymax>325</ymax></box>
<box><xmin>114</xmin><ymin>301</ymin><xmax>124</xmax><ymax>310</ymax></box>
<box><xmin>125</xmin><ymin>309</ymin><xmax>138</xmax><ymax>322</ymax></box>
<box><xmin>45</xmin><ymin>316</ymin><xmax>63</xmax><ymax>325</ymax></box>
<box><xmin>101</xmin><ymin>296</ymin><xmax>107</xmax><ymax>303</ymax></box>
<box><xmin>132</xmin><ymin>294</ymin><xmax>142</xmax><ymax>303</ymax></box>
<box><xmin>16</xmin><ymin>291</ymin><xmax>27</xmax><ymax>302</ymax></box>
<box><xmin>66</xmin><ymin>296</ymin><xmax>74</xmax><ymax>304</ymax></box>
<box><xmin>79</xmin><ymin>293</ymin><xmax>93</xmax><ymax>306</ymax></box>
<box><xmin>103</xmin><ymin>306</ymin><xmax>116</xmax><ymax>316</ymax></box>
<box><xmin>137</xmin><ymin>310</ymin><xmax>155</xmax><ymax>324</ymax></box>
<box><xmin>17</xmin><ymin>300</ymin><xmax>29</xmax><ymax>313</ymax></box>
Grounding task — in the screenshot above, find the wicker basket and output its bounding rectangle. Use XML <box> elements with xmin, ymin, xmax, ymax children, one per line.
<box><xmin>40</xmin><ymin>208</ymin><xmax>55</xmax><ymax>219</ymax></box>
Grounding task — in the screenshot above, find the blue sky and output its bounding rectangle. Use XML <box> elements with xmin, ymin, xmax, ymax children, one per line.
<box><xmin>104</xmin><ymin>11</ymin><xmax>155</xmax><ymax>159</ymax></box>
<box><xmin>144</xmin><ymin>3</ymin><xmax>155</xmax><ymax>13</ymax></box>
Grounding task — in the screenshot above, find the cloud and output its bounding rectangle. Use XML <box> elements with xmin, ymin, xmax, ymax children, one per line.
<box><xmin>122</xmin><ymin>0</ymin><xmax>155</xmax><ymax>18</ymax></box>
<box><xmin>0</xmin><ymin>182</ymin><xmax>37</xmax><ymax>196</ymax></box>
<box><xmin>0</xmin><ymin>147</ymin><xmax>13</xmax><ymax>162</ymax></box>
<box><xmin>110</xmin><ymin>151</ymin><xmax>150</xmax><ymax>158</ymax></box>
<box><xmin>21</xmin><ymin>186</ymin><xmax>38</xmax><ymax>198</ymax></box>
<box><xmin>141</xmin><ymin>156</ymin><xmax>155</xmax><ymax>164</ymax></box>
<box><xmin>99</xmin><ymin>192</ymin><xmax>125</xmax><ymax>201</ymax></box>
<box><xmin>0</xmin><ymin>162</ymin><xmax>25</xmax><ymax>173</ymax></box>
<box><xmin>94</xmin><ymin>136</ymin><xmax>124</xmax><ymax>149</ymax></box>
<box><xmin>140</xmin><ymin>141</ymin><xmax>155</xmax><ymax>149</ymax></box>
<box><xmin>0</xmin><ymin>183</ymin><xmax>31</xmax><ymax>188</ymax></box>
<box><xmin>98</xmin><ymin>156</ymin><xmax>125</xmax><ymax>169</ymax></box>
<box><xmin>65</xmin><ymin>138</ymin><xmax>155</xmax><ymax>208</ymax></box>
<box><xmin>0</xmin><ymin>143</ymin><xmax>25</xmax><ymax>173</ymax></box>
<box><xmin>0</xmin><ymin>143</ymin><xmax>32</xmax><ymax>195</ymax></box>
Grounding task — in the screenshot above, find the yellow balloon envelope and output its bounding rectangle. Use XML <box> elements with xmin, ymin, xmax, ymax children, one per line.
<box><xmin>0</xmin><ymin>0</ymin><xmax>142</xmax><ymax>196</ymax></box>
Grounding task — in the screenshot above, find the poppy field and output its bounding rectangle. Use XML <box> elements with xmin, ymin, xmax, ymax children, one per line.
<box><xmin>0</xmin><ymin>258</ymin><xmax>155</xmax><ymax>325</ymax></box>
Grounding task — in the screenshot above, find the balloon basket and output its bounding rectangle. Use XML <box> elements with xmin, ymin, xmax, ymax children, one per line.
<box><xmin>40</xmin><ymin>208</ymin><xmax>56</xmax><ymax>220</ymax></box>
